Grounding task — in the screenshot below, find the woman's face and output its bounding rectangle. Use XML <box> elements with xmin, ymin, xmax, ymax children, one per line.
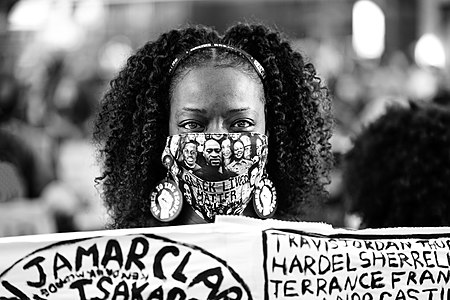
<box><xmin>169</xmin><ymin>67</ymin><xmax>265</xmax><ymax>135</ymax></box>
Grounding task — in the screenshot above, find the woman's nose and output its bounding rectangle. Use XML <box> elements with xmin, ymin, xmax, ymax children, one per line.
<box><xmin>205</xmin><ymin>120</ymin><xmax>228</xmax><ymax>133</ymax></box>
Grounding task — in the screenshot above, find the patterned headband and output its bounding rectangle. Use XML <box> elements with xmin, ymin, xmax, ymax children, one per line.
<box><xmin>169</xmin><ymin>43</ymin><xmax>266</xmax><ymax>81</ymax></box>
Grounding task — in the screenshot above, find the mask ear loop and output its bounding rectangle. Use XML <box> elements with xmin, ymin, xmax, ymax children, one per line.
<box><xmin>149</xmin><ymin>155</ymin><xmax>184</xmax><ymax>222</ymax></box>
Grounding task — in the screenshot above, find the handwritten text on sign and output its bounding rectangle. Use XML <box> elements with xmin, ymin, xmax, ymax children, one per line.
<box><xmin>264</xmin><ymin>229</ymin><xmax>450</xmax><ymax>300</ymax></box>
<box><xmin>0</xmin><ymin>234</ymin><xmax>251</xmax><ymax>300</ymax></box>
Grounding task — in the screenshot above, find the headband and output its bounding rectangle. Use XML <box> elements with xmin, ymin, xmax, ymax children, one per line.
<box><xmin>169</xmin><ymin>43</ymin><xmax>266</xmax><ymax>81</ymax></box>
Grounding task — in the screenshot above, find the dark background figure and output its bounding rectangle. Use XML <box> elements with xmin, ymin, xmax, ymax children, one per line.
<box><xmin>0</xmin><ymin>72</ymin><xmax>53</xmax><ymax>199</ymax></box>
<box><xmin>342</xmin><ymin>101</ymin><xmax>450</xmax><ymax>228</ymax></box>
<box><xmin>0</xmin><ymin>72</ymin><xmax>58</xmax><ymax>236</ymax></box>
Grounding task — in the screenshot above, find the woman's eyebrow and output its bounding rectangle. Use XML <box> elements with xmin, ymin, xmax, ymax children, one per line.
<box><xmin>227</xmin><ymin>107</ymin><xmax>251</xmax><ymax>113</ymax></box>
<box><xmin>177</xmin><ymin>107</ymin><xmax>208</xmax><ymax>115</ymax></box>
<box><xmin>182</xmin><ymin>107</ymin><xmax>207</xmax><ymax>112</ymax></box>
<box><xmin>225</xmin><ymin>107</ymin><xmax>254</xmax><ymax>117</ymax></box>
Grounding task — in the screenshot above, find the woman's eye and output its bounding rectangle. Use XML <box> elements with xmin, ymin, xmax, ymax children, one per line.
<box><xmin>180</xmin><ymin>121</ymin><xmax>203</xmax><ymax>131</ymax></box>
<box><xmin>232</xmin><ymin>120</ymin><xmax>253</xmax><ymax>129</ymax></box>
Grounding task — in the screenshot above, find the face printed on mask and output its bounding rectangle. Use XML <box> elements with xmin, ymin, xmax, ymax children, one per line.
<box><xmin>221</xmin><ymin>139</ymin><xmax>232</xmax><ymax>160</ymax></box>
<box><xmin>256</xmin><ymin>138</ymin><xmax>262</xmax><ymax>156</ymax></box>
<box><xmin>241</xmin><ymin>135</ymin><xmax>251</xmax><ymax>160</ymax></box>
<box><xmin>161</xmin><ymin>132</ymin><xmax>268</xmax><ymax>222</ymax></box>
<box><xmin>233</xmin><ymin>141</ymin><xmax>244</xmax><ymax>160</ymax></box>
<box><xmin>182</xmin><ymin>142</ymin><xmax>198</xmax><ymax>169</ymax></box>
<box><xmin>203</xmin><ymin>139</ymin><xmax>222</xmax><ymax>167</ymax></box>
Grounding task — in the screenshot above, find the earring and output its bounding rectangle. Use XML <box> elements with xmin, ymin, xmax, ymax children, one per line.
<box><xmin>149</xmin><ymin>173</ymin><xmax>183</xmax><ymax>222</ymax></box>
<box><xmin>253</xmin><ymin>176</ymin><xmax>277</xmax><ymax>219</ymax></box>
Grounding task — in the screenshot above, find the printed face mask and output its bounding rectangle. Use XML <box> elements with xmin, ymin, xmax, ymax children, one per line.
<box><xmin>160</xmin><ymin>132</ymin><xmax>269</xmax><ymax>222</ymax></box>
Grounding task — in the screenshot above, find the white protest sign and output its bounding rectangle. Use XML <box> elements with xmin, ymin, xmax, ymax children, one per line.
<box><xmin>0</xmin><ymin>216</ymin><xmax>449</xmax><ymax>300</ymax></box>
<box><xmin>264</xmin><ymin>228</ymin><xmax>450</xmax><ymax>299</ymax></box>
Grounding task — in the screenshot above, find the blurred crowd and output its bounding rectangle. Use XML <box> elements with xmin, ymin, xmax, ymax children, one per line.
<box><xmin>1</xmin><ymin>1</ymin><xmax>450</xmax><ymax>236</ymax></box>
<box><xmin>0</xmin><ymin>52</ymin><xmax>108</xmax><ymax>236</ymax></box>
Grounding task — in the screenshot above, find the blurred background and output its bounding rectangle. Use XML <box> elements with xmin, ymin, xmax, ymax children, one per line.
<box><xmin>0</xmin><ymin>0</ymin><xmax>448</xmax><ymax>235</ymax></box>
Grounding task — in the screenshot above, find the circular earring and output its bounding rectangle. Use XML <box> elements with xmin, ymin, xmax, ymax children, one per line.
<box><xmin>149</xmin><ymin>175</ymin><xmax>183</xmax><ymax>222</ymax></box>
<box><xmin>253</xmin><ymin>176</ymin><xmax>277</xmax><ymax>219</ymax></box>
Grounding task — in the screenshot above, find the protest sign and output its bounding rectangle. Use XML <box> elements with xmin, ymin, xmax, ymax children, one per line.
<box><xmin>0</xmin><ymin>216</ymin><xmax>449</xmax><ymax>300</ymax></box>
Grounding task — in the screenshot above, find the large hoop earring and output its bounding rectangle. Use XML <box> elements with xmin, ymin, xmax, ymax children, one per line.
<box><xmin>149</xmin><ymin>173</ymin><xmax>183</xmax><ymax>222</ymax></box>
<box><xmin>253</xmin><ymin>175</ymin><xmax>277</xmax><ymax>219</ymax></box>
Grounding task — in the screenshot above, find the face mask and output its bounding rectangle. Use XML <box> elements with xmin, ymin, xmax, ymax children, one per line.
<box><xmin>151</xmin><ymin>132</ymin><xmax>276</xmax><ymax>222</ymax></box>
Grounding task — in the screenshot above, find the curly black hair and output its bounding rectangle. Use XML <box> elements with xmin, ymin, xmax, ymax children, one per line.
<box><xmin>94</xmin><ymin>23</ymin><xmax>333</xmax><ymax>229</ymax></box>
<box><xmin>342</xmin><ymin>101</ymin><xmax>450</xmax><ymax>228</ymax></box>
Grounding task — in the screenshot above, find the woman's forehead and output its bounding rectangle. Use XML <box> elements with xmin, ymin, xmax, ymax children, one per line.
<box><xmin>171</xmin><ymin>66</ymin><xmax>264</xmax><ymax>105</ymax></box>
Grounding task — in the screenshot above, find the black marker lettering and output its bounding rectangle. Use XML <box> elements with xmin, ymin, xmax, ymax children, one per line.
<box><xmin>53</xmin><ymin>253</ymin><xmax>72</xmax><ymax>280</ymax></box>
<box><xmin>91</xmin><ymin>276</ymin><xmax>112</xmax><ymax>300</ymax></box>
<box><xmin>284</xmin><ymin>280</ymin><xmax>298</xmax><ymax>297</ymax></box>
<box><xmin>318</xmin><ymin>255</ymin><xmax>330</xmax><ymax>275</ymax></box>
<box><xmin>372</xmin><ymin>252</ymin><xmax>386</xmax><ymax>267</ymax></box>
<box><xmin>75</xmin><ymin>244</ymin><xmax>99</xmax><ymax>271</ymax></box>
<box><xmin>130</xmin><ymin>281</ymin><xmax>149</xmax><ymax>300</ymax></box>
<box><xmin>289</xmin><ymin>255</ymin><xmax>303</xmax><ymax>274</ymax></box>
<box><xmin>419</xmin><ymin>270</ymin><xmax>435</xmax><ymax>285</ymax></box>
<box><xmin>167</xmin><ymin>287</ymin><xmax>187</xmax><ymax>300</ymax></box>
<box><xmin>154</xmin><ymin>246</ymin><xmax>179</xmax><ymax>280</ymax></box>
<box><xmin>112</xmin><ymin>281</ymin><xmax>129</xmax><ymax>300</ymax></box>
<box><xmin>303</xmin><ymin>256</ymin><xmax>316</xmax><ymax>275</ymax></box>
<box><xmin>437</xmin><ymin>270</ymin><xmax>450</xmax><ymax>285</ymax></box>
<box><xmin>270</xmin><ymin>280</ymin><xmax>282</xmax><ymax>298</ymax></box>
<box><xmin>289</xmin><ymin>235</ymin><xmax>298</xmax><ymax>248</ymax></box>
<box><xmin>272</xmin><ymin>256</ymin><xmax>287</xmax><ymax>275</ymax></box>
<box><xmin>359</xmin><ymin>273</ymin><xmax>370</xmax><ymax>289</ymax></box>
<box><xmin>332</xmin><ymin>254</ymin><xmax>344</xmax><ymax>272</ymax></box>
<box><xmin>346</xmin><ymin>253</ymin><xmax>356</xmax><ymax>272</ymax></box>
<box><xmin>343</xmin><ymin>276</ymin><xmax>358</xmax><ymax>291</ymax></box>
<box><xmin>386</xmin><ymin>252</ymin><xmax>398</xmax><ymax>267</ymax></box>
<box><xmin>406</xmin><ymin>289</ymin><xmax>419</xmax><ymax>300</ymax></box>
<box><xmin>125</xmin><ymin>237</ymin><xmax>149</xmax><ymax>271</ymax></box>
<box><xmin>329</xmin><ymin>276</ymin><xmax>343</xmax><ymax>294</ymax></box>
<box><xmin>301</xmin><ymin>279</ymin><xmax>313</xmax><ymax>295</ymax></box>
<box><xmin>359</xmin><ymin>252</ymin><xmax>370</xmax><ymax>268</ymax></box>
<box><xmin>189</xmin><ymin>267</ymin><xmax>224</xmax><ymax>299</ymax></box>
<box><xmin>101</xmin><ymin>239</ymin><xmax>123</xmax><ymax>269</ymax></box>
<box><xmin>371</xmin><ymin>271</ymin><xmax>385</xmax><ymax>289</ymax></box>
<box><xmin>423</xmin><ymin>251</ymin><xmax>435</xmax><ymax>268</ymax></box>
<box><xmin>172</xmin><ymin>252</ymin><xmax>191</xmax><ymax>283</ymax></box>
<box><xmin>23</xmin><ymin>256</ymin><xmax>46</xmax><ymax>288</ymax></box>
<box><xmin>316</xmin><ymin>278</ymin><xmax>327</xmax><ymax>296</ymax></box>
<box><xmin>411</xmin><ymin>251</ymin><xmax>424</xmax><ymax>269</ymax></box>
<box><xmin>215</xmin><ymin>286</ymin><xmax>243</xmax><ymax>300</ymax></box>
<box><xmin>148</xmin><ymin>285</ymin><xmax>163</xmax><ymax>299</ymax></box>
<box><xmin>422</xmin><ymin>288</ymin><xmax>438</xmax><ymax>300</ymax></box>
<box><xmin>407</xmin><ymin>271</ymin><xmax>417</xmax><ymax>285</ymax></box>
<box><xmin>1</xmin><ymin>280</ymin><xmax>30</xmax><ymax>300</ymax></box>
<box><xmin>391</xmin><ymin>271</ymin><xmax>405</xmax><ymax>289</ymax></box>
<box><xmin>69</xmin><ymin>279</ymin><xmax>92</xmax><ymax>300</ymax></box>
<box><xmin>398</xmin><ymin>253</ymin><xmax>412</xmax><ymax>268</ymax></box>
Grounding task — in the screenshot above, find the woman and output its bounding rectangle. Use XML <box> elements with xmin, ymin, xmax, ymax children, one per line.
<box><xmin>94</xmin><ymin>23</ymin><xmax>333</xmax><ymax>228</ymax></box>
